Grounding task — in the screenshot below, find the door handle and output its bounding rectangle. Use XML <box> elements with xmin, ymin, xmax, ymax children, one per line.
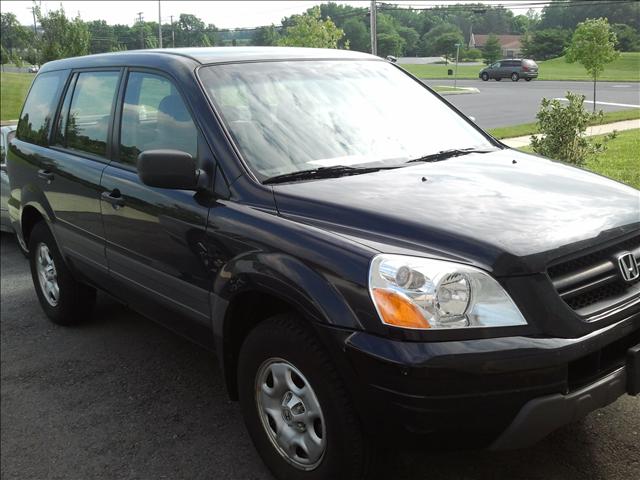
<box><xmin>101</xmin><ymin>189</ymin><xmax>125</xmax><ymax>208</ymax></box>
<box><xmin>38</xmin><ymin>169</ymin><xmax>54</xmax><ymax>183</ymax></box>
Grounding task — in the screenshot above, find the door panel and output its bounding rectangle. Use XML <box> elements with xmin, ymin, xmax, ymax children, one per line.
<box><xmin>100</xmin><ymin>167</ymin><xmax>211</xmax><ymax>326</ymax></box>
<box><xmin>101</xmin><ymin>70</ymin><xmax>212</xmax><ymax>336</ymax></box>
<box><xmin>45</xmin><ymin>70</ymin><xmax>121</xmax><ymax>280</ymax></box>
<box><xmin>40</xmin><ymin>148</ymin><xmax>108</xmax><ymax>275</ymax></box>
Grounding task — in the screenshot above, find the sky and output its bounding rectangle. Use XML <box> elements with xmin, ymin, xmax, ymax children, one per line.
<box><xmin>2</xmin><ymin>1</ymin><xmax>545</xmax><ymax>29</ymax></box>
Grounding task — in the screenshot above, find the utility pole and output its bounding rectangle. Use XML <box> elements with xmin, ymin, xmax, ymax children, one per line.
<box><xmin>370</xmin><ymin>0</ymin><xmax>377</xmax><ymax>56</ymax></box>
<box><xmin>170</xmin><ymin>15</ymin><xmax>175</xmax><ymax>47</ymax></box>
<box><xmin>28</xmin><ymin>2</ymin><xmax>37</xmax><ymax>35</ymax></box>
<box><xmin>454</xmin><ymin>43</ymin><xmax>461</xmax><ymax>89</ymax></box>
<box><xmin>137</xmin><ymin>12</ymin><xmax>144</xmax><ymax>49</ymax></box>
<box><xmin>158</xmin><ymin>1</ymin><xmax>162</xmax><ymax>48</ymax></box>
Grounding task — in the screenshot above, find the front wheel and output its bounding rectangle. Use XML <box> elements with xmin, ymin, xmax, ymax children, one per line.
<box><xmin>481</xmin><ymin>72</ymin><xmax>489</xmax><ymax>81</ymax></box>
<box><xmin>238</xmin><ymin>314</ymin><xmax>371</xmax><ymax>480</ymax></box>
<box><xmin>525</xmin><ymin>77</ymin><xmax>532</xmax><ymax>82</ymax></box>
<box><xmin>28</xmin><ymin>221</ymin><xmax>96</xmax><ymax>325</ymax></box>
<box><xmin>511</xmin><ymin>72</ymin><xmax>520</xmax><ymax>82</ymax></box>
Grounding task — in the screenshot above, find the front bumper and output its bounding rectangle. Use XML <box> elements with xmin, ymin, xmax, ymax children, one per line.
<box><xmin>335</xmin><ymin>312</ymin><xmax>640</xmax><ymax>449</ymax></box>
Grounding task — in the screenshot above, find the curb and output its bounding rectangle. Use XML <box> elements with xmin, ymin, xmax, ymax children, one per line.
<box><xmin>437</xmin><ymin>87</ymin><xmax>480</xmax><ymax>95</ymax></box>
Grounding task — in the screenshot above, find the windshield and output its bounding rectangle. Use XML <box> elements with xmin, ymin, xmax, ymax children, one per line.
<box><xmin>199</xmin><ymin>60</ymin><xmax>493</xmax><ymax>180</ymax></box>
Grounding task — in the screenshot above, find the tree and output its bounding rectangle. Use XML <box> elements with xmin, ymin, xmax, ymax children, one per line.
<box><xmin>530</xmin><ymin>92</ymin><xmax>614</xmax><ymax>166</ymax></box>
<box><xmin>342</xmin><ymin>18</ymin><xmax>369</xmax><ymax>53</ymax></box>
<box><xmin>278</xmin><ymin>7</ymin><xmax>345</xmax><ymax>49</ymax></box>
<box><xmin>37</xmin><ymin>7</ymin><xmax>90</xmax><ymax>63</ymax></box>
<box><xmin>611</xmin><ymin>24</ymin><xmax>639</xmax><ymax>52</ymax></box>
<box><xmin>396</xmin><ymin>26</ymin><xmax>419</xmax><ymax>56</ymax></box>
<box><xmin>87</xmin><ymin>20</ymin><xmax>118</xmax><ymax>54</ymax></box>
<box><xmin>566</xmin><ymin>18</ymin><xmax>619</xmax><ymax>112</ymax></box>
<box><xmin>175</xmin><ymin>14</ymin><xmax>215</xmax><ymax>47</ymax></box>
<box><xmin>418</xmin><ymin>23</ymin><xmax>463</xmax><ymax>57</ymax></box>
<box><xmin>482</xmin><ymin>34</ymin><xmax>502</xmax><ymax>64</ymax></box>
<box><xmin>461</xmin><ymin>48</ymin><xmax>482</xmax><ymax>61</ymax></box>
<box><xmin>23</xmin><ymin>47</ymin><xmax>39</xmax><ymax>65</ymax></box>
<box><xmin>540</xmin><ymin>0</ymin><xmax>639</xmax><ymax>31</ymax></box>
<box><xmin>0</xmin><ymin>45</ymin><xmax>9</xmax><ymax>67</ymax></box>
<box><xmin>253</xmin><ymin>25</ymin><xmax>281</xmax><ymax>46</ymax></box>
<box><xmin>521</xmin><ymin>28</ymin><xmax>570</xmax><ymax>60</ymax></box>
<box><xmin>377</xmin><ymin>32</ymin><xmax>405</xmax><ymax>57</ymax></box>
<box><xmin>1</xmin><ymin>13</ymin><xmax>34</xmax><ymax>54</ymax></box>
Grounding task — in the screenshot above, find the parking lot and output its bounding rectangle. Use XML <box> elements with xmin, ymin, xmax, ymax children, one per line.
<box><xmin>422</xmin><ymin>79</ymin><xmax>640</xmax><ymax>128</ymax></box>
<box><xmin>1</xmin><ymin>232</ymin><xmax>639</xmax><ymax>480</ymax></box>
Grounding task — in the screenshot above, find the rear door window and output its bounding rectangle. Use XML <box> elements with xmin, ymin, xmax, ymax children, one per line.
<box><xmin>58</xmin><ymin>71</ymin><xmax>120</xmax><ymax>158</ymax></box>
<box><xmin>16</xmin><ymin>70</ymin><xmax>67</xmax><ymax>146</ymax></box>
<box><xmin>118</xmin><ymin>72</ymin><xmax>198</xmax><ymax>166</ymax></box>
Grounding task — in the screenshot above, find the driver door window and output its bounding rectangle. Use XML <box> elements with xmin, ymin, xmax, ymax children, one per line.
<box><xmin>119</xmin><ymin>72</ymin><xmax>198</xmax><ymax>166</ymax></box>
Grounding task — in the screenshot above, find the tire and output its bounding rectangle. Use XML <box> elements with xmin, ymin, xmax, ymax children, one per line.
<box><xmin>511</xmin><ymin>72</ymin><xmax>520</xmax><ymax>82</ymax></box>
<box><xmin>525</xmin><ymin>77</ymin><xmax>532</xmax><ymax>82</ymax></box>
<box><xmin>481</xmin><ymin>72</ymin><xmax>489</xmax><ymax>81</ymax></box>
<box><xmin>238</xmin><ymin>314</ymin><xmax>371</xmax><ymax>480</ymax></box>
<box><xmin>28</xmin><ymin>221</ymin><xmax>96</xmax><ymax>325</ymax></box>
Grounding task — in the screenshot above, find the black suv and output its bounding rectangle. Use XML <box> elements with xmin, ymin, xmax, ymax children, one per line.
<box><xmin>7</xmin><ymin>48</ymin><xmax>639</xmax><ymax>480</ymax></box>
<box><xmin>479</xmin><ymin>58</ymin><xmax>539</xmax><ymax>81</ymax></box>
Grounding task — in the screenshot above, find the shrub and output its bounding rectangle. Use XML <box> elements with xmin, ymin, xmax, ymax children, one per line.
<box><xmin>461</xmin><ymin>48</ymin><xmax>482</xmax><ymax>61</ymax></box>
<box><xmin>530</xmin><ymin>92</ymin><xmax>615</xmax><ymax>166</ymax></box>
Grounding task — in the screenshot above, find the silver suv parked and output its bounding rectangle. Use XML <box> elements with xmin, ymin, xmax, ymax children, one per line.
<box><xmin>479</xmin><ymin>59</ymin><xmax>539</xmax><ymax>82</ymax></box>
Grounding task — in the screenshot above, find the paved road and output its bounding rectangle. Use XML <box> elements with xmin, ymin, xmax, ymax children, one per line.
<box><xmin>423</xmin><ymin>79</ymin><xmax>640</xmax><ymax>129</ymax></box>
<box><xmin>1</xmin><ymin>233</ymin><xmax>639</xmax><ymax>480</ymax></box>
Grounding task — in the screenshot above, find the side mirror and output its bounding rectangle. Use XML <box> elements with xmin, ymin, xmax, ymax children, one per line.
<box><xmin>137</xmin><ymin>150</ymin><xmax>207</xmax><ymax>190</ymax></box>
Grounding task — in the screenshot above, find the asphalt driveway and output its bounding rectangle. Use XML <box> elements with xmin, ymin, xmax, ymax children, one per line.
<box><xmin>422</xmin><ymin>79</ymin><xmax>640</xmax><ymax>129</ymax></box>
<box><xmin>1</xmin><ymin>233</ymin><xmax>639</xmax><ymax>479</ymax></box>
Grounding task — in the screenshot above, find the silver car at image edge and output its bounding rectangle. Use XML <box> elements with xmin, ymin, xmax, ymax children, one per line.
<box><xmin>1</xmin><ymin>124</ymin><xmax>18</xmax><ymax>232</ymax></box>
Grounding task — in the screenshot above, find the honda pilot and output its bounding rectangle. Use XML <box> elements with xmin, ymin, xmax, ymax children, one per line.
<box><xmin>7</xmin><ymin>47</ymin><xmax>639</xmax><ymax>480</ymax></box>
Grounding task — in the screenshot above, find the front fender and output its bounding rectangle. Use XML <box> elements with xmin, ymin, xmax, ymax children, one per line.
<box><xmin>210</xmin><ymin>249</ymin><xmax>369</xmax><ymax>398</ymax></box>
<box><xmin>211</xmin><ymin>249</ymin><xmax>365</xmax><ymax>346</ymax></box>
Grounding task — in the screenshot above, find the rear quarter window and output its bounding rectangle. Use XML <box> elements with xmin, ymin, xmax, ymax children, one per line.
<box><xmin>16</xmin><ymin>70</ymin><xmax>68</xmax><ymax>146</ymax></box>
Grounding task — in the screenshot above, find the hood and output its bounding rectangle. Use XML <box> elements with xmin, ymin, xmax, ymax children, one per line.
<box><xmin>272</xmin><ymin>149</ymin><xmax>640</xmax><ymax>276</ymax></box>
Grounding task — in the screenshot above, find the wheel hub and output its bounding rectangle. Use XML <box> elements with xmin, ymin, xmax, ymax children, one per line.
<box><xmin>36</xmin><ymin>243</ymin><xmax>59</xmax><ymax>307</ymax></box>
<box><xmin>255</xmin><ymin>358</ymin><xmax>327</xmax><ymax>471</ymax></box>
<box><xmin>281</xmin><ymin>391</ymin><xmax>307</xmax><ymax>431</ymax></box>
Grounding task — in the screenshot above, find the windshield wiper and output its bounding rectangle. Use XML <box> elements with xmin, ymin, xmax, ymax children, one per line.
<box><xmin>406</xmin><ymin>147</ymin><xmax>495</xmax><ymax>164</ymax></box>
<box><xmin>263</xmin><ymin>165</ymin><xmax>398</xmax><ymax>185</ymax></box>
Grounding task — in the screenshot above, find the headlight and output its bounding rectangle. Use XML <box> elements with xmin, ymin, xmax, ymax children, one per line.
<box><xmin>369</xmin><ymin>254</ymin><xmax>526</xmax><ymax>330</ymax></box>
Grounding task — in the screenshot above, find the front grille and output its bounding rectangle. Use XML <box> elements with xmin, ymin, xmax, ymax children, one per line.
<box><xmin>548</xmin><ymin>235</ymin><xmax>640</xmax><ymax>317</ymax></box>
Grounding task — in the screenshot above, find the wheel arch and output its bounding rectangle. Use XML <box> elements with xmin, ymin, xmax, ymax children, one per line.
<box><xmin>210</xmin><ymin>251</ymin><xmax>364</xmax><ymax>400</ymax></box>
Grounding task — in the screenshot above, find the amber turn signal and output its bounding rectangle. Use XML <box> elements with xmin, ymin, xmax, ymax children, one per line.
<box><xmin>372</xmin><ymin>288</ymin><xmax>431</xmax><ymax>329</ymax></box>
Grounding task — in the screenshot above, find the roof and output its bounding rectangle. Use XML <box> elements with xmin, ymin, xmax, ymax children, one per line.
<box><xmin>39</xmin><ymin>47</ymin><xmax>376</xmax><ymax>73</ymax></box>
<box><xmin>158</xmin><ymin>46</ymin><xmax>374</xmax><ymax>63</ymax></box>
<box><xmin>470</xmin><ymin>34</ymin><xmax>523</xmax><ymax>49</ymax></box>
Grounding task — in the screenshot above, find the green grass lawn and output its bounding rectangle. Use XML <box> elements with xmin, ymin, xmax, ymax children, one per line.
<box><xmin>488</xmin><ymin>108</ymin><xmax>640</xmax><ymax>139</ymax></box>
<box><xmin>401</xmin><ymin>52</ymin><xmax>640</xmax><ymax>81</ymax></box>
<box><xmin>1</xmin><ymin>72</ymin><xmax>33</xmax><ymax>122</ymax></box>
<box><xmin>519</xmin><ymin>129</ymin><xmax>640</xmax><ymax>189</ymax></box>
